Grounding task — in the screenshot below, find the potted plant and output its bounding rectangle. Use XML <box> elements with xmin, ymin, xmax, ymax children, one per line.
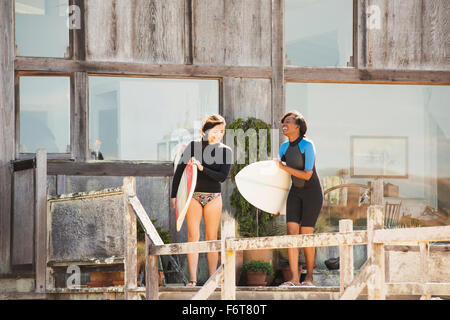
<box><xmin>242</xmin><ymin>260</ymin><xmax>274</xmax><ymax>286</ymax></box>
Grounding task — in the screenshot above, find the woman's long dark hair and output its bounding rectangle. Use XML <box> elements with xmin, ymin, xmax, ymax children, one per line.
<box><xmin>280</xmin><ymin>111</ymin><xmax>307</xmax><ymax>138</ymax></box>
<box><xmin>201</xmin><ymin>114</ymin><xmax>226</xmax><ymax>150</ymax></box>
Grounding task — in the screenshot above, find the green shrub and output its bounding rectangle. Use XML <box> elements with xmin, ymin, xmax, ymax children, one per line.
<box><xmin>242</xmin><ymin>260</ymin><xmax>274</xmax><ymax>277</ymax></box>
<box><xmin>137</xmin><ymin>218</ymin><xmax>171</xmax><ymax>244</ymax></box>
<box><xmin>227</xmin><ymin>117</ymin><xmax>277</xmax><ymax>238</ymax></box>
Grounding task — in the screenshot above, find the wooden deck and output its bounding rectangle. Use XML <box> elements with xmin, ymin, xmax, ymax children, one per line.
<box><xmin>2</xmin><ymin>283</ymin><xmax>449</xmax><ymax>300</ymax></box>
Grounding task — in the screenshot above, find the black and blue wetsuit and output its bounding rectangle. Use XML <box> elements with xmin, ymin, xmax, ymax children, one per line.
<box><xmin>279</xmin><ymin>136</ymin><xmax>323</xmax><ymax>227</ymax></box>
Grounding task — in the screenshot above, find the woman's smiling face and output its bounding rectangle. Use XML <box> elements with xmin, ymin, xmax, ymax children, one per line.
<box><xmin>206</xmin><ymin>123</ymin><xmax>225</xmax><ymax>144</ymax></box>
<box><xmin>281</xmin><ymin>116</ymin><xmax>300</xmax><ymax>137</ymax></box>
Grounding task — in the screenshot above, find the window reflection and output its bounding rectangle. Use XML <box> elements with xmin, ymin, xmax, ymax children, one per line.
<box><xmin>19</xmin><ymin>76</ymin><xmax>71</xmax><ymax>153</ymax></box>
<box><xmin>287</xmin><ymin>83</ymin><xmax>450</xmax><ymax>228</ymax></box>
<box><xmin>15</xmin><ymin>0</ymin><xmax>70</xmax><ymax>58</ymax></box>
<box><xmin>285</xmin><ymin>0</ymin><xmax>353</xmax><ymax>67</ymax></box>
<box><xmin>89</xmin><ymin>77</ymin><xmax>219</xmax><ymax>161</ymax></box>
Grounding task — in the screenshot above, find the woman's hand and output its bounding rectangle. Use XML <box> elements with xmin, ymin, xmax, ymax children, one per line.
<box><xmin>275</xmin><ymin>155</ymin><xmax>284</xmax><ymax>170</ymax></box>
<box><xmin>171</xmin><ymin>198</ymin><xmax>176</xmax><ymax>208</ymax></box>
<box><xmin>192</xmin><ymin>157</ymin><xmax>204</xmax><ymax>171</ymax></box>
<box><xmin>271</xmin><ymin>211</ymin><xmax>280</xmax><ymax>217</ymax></box>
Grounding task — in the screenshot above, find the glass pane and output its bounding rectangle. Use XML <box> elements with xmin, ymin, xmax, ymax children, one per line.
<box><xmin>285</xmin><ymin>0</ymin><xmax>353</xmax><ymax>67</ymax></box>
<box><xmin>89</xmin><ymin>77</ymin><xmax>220</xmax><ymax>161</ymax></box>
<box><xmin>15</xmin><ymin>0</ymin><xmax>70</xmax><ymax>58</ymax></box>
<box><xmin>287</xmin><ymin>83</ymin><xmax>450</xmax><ymax>229</ymax></box>
<box><xmin>20</xmin><ymin>76</ymin><xmax>71</xmax><ymax>153</ymax></box>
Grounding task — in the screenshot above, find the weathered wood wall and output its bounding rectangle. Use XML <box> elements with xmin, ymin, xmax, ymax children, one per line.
<box><xmin>86</xmin><ymin>0</ymin><xmax>186</xmax><ymax>64</ymax></box>
<box><xmin>0</xmin><ymin>0</ymin><xmax>15</xmax><ymax>275</ymax></box>
<box><xmin>366</xmin><ymin>0</ymin><xmax>450</xmax><ymax>70</ymax></box>
<box><xmin>192</xmin><ymin>0</ymin><xmax>272</xmax><ymax>66</ymax></box>
<box><xmin>3</xmin><ymin>0</ymin><xmax>450</xmax><ymax>277</ymax></box>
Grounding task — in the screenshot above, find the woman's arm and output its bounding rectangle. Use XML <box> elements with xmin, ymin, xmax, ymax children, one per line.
<box><xmin>200</xmin><ymin>147</ymin><xmax>232</xmax><ymax>182</ymax></box>
<box><xmin>275</xmin><ymin>155</ymin><xmax>313</xmax><ymax>181</ymax></box>
<box><xmin>170</xmin><ymin>141</ymin><xmax>194</xmax><ymax>198</ymax></box>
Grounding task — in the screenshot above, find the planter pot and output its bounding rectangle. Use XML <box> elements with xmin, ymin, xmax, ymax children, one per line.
<box><xmin>243</xmin><ymin>249</ymin><xmax>274</xmax><ymax>284</ymax></box>
<box><xmin>246</xmin><ymin>271</ymin><xmax>267</xmax><ymax>286</ymax></box>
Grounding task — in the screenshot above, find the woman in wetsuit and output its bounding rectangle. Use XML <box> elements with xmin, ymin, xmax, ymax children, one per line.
<box><xmin>275</xmin><ymin>111</ymin><xmax>323</xmax><ymax>287</ymax></box>
<box><xmin>171</xmin><ymin>114</ymin><xmax>233</xmax><ymax>287</ymax></box>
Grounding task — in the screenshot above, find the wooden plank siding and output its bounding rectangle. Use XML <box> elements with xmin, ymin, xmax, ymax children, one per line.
<box><xmin>0</xmin><ymin>0</ymin><xmax>15</xmax><ymax>275</ymax></box>
<box><xmin>192</xmin><ymin>0</ymin><xmax>272</xmax><ymax>66</ymax></box>
<box><xmin>366</xmin><ymin>0</ymin><xmax>450</xmax><ymax>70</ymax></box>
<box><xmin>11</xmin><ymin>169</ymin><xmax>35</xmax><ymax>266</ymax></box>
<box><xmin>85</xmin><ymin>0</ymin><xmax>186</xmax><ymax>64</ymax></box>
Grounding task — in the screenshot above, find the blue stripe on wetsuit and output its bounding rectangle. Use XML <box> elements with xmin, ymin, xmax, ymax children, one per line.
<box><xmin>279</xmin><ymin>138</ymin><xmax>316</xmax><ymax>171</ymax></box>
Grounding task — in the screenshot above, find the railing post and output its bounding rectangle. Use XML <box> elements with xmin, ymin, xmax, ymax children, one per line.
<box><xmin>35</xmin><ymin>149</ymin><xmax>47</xmax><ymax>293</ymax></box>
<box><xmin>222</xmin><ymin>217</ymin><xmax>236</xmax><ymax>300</ymax></box>
<box><xmin>123</xmin><ymin>177</ymin><xmax>137</xmax><ymax>300</ymax></box>
<box><xmin>367</xmin><ymin>205</ymin><xmax>386</xmax><ymax>300</ymax></box>
<box><xmin>339</xmin><ymin>219</ymin><xmax>353</xmax><ymax>295</ymax></box>
<box><xmin>419</xmin><ymin>241</ymin><xmax>431</xmax><ymax>300</ymax></box>
<box><xmin>145</xmin><ymin>234</ymin><xmax>159</xmax><ymax>300</ymax></box>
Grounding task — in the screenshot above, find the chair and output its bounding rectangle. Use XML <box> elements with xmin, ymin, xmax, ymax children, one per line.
<box><xmin>385</xmin><ymin>201</ymin><xmax>402</xmax><ymax>228</ymax></box>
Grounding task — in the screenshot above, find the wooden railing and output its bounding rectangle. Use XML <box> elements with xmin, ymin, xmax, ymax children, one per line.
<box><xmin>34</xmin><ymin>169</ymin><xmax>450</xmax><ymax>300</ymax></box>
<box><xmin>122</xmin><ymin>175</ymin><xmax>450</xmax><ymax>300</ymax></box>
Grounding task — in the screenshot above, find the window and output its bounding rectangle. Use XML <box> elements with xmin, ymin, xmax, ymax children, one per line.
<box><xmin>89</xmin><ymin>77</ymin><xmax>220</xmax><ymax>161</ymax></box>
<box><xmin>287</xmin><ymin>82</ymin><xmax>450</xmax><ymax>227</ymax></box>
<box><xmin>285</xmin><ymin>0</ymin><xmax>354</xmax><ymax>67</ymax></box>
<box><xmin>15</xmin><ymin>0</ymin><xmax>70</xmax><ymax>58</ymax></box>
<box><xmin>19</xmin><ymin>76</ymin><xmax>71</xmax><ymax>154</ymax></box>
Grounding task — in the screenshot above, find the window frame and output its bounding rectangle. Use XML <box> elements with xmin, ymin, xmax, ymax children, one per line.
<box><xmin>284</xmin><ymin>0</ymin><xmax>358</xmax><ymax>69</ymax></box>
<box><xmin>86</xmin><ymin>73</ymin><xmax>223</xmax><ymax>163</ymax></box>
<box><xmin>13</xmin><ymin>0</ymin><xmax>77</xmax><ymax>60</ymax></box>
<box><xmin>15</xmin><ymin>71</ymin><xmax>74</xmax><ymax>160</ymax></box>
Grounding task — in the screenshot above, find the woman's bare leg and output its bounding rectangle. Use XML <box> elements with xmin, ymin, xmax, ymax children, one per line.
<box><xmin>301</xmin><ymin>226</ymin><xmax>315</xmax><ymax>283</ymax></box>
<box><xmin>286</xmin><ymin>222</ymin><xmax>301</xmax><ymax>284</ymax></box>
<box><xmin>203</xmin><ymin>196</ymin><xmax>222</xmax><ymax>277</ymax></box>
<box><xmin>185</xmin><ymin>198</ymin><xmax>203</xmax><ymax>283</ymax></box>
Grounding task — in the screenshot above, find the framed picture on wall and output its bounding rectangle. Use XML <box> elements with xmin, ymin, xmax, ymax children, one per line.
<box><xmin>350</xmin><ymin>136</ymin><xmax>408</xmax><ymax>178</ymax></box>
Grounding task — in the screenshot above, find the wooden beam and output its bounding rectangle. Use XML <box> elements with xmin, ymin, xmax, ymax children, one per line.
<box><xmin>226</xmin><ymin>231</ymin><xmax>368</xmax><ymax>251</ymax></box>
<box><xmin>150</xmin><ymin>240</ymin><xmax>221</xmax><ymax>256</ymax></box>
<box><xmin>271</xmin><ymin>0</ymin><xmax>285</xmax><ymax>141</ymax></box>
<box><xmin>35</xmin><ymin>150</ymin><xmax>47</xmax><ymax>293</ymax></box>
<box><xmin>340</xmin><ymin>260</ymin><xmax>376</xmax><ymax>300</ymax></box>
<box><xmin>145</xmin><ymin>235</ymin><xmax>159</xmax><ymax>300</ymax></box>
<box><xmin>0</xmin><ymin>0</ymin><xmax>14</xmax><ymax>275</ymax></box>
<box><xmin>72</xmin><ymin>72</ymin><xmax>89</xmax><ymax>161</ymax></box>
<box><xmin>72</xmin><ymin>0</ymin><xmax>86</xmax><ymax>61</ymax></box>
<box><xmin>122</xmin><ymin>177</ymin><xmax>137</xmax><ymax>300</ymax></box>
<box><xmin>285</xmin><ymin>67</ymin><xmax>450</xmax><ymax>84</ymax></box>
<box><xmin>385</xmin><ymin>282</ymin><xmax>450</xmax><ymax>297</ymax></box>
<box><xmin>222</xmin><ymin>218</ymin><xmax>236</xmax><ymax>300</ymax></box>
<box><xmin>339</xmin><ymin>220</ymin><xmax>354</xmax><ymax>295</ymax></box>
<box><xmin>373</xmin><ymin>226</ymin><xmax>450</xmax><ymax>244</ymax></box>
<box><xmin>367</xmin><ymin>206</ymin><xmax>386</xmax><ymax>300</ymax></box>
<box><xmin>191</xmin><ymin>265</ymin><xmax>223</xmax><ymax>300</ymax></box>
<box><xmin>419</xmin><ymin>242</ymin><xmax>431</xmax><ymax>300</ymax></box>
<box><xmin>127</xmin><ymin>193</ymin><xmax>163</xmax><ymax>246</ymax></box>
<box><xmin>47</xmin><ymin>161</ymin><xmax>173</xmax><ymax>177</ymax></box>
<box><xmin>14</xmin><ymin>57</ymin><xmax>273</xmax><ymax>79</ymax></box>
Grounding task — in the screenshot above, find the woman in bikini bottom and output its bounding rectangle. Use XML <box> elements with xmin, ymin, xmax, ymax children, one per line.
<box><xmin>192</xmin><ymin>192</ymin><xmax>221</xmax><ymax>207</ymax></box>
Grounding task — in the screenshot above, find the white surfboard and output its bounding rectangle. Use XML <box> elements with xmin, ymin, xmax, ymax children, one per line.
<box><xmin>235</xmin><ymin>160</ymin><xmax>291</xmax><ymax>215</ymax></box>
<box><xmin>173</xmin><ymin>143</ymin><xmax>198</xmax><ymax>231</ymax></box>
